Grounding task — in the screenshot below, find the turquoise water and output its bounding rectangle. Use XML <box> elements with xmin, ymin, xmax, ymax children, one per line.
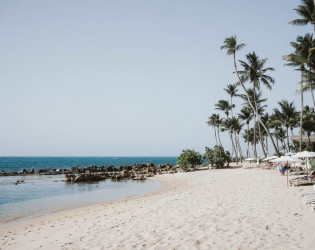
<box><xmin>0</xmin><ymin>156</ymin><xmax>177</xmax><ymax>172</ymax></box>
<box><xmin>0</xmin><ymin>175</ymin><xmax>163</xmax><ymax>226</ymax></box>
<box><xmin>0</xmin><ymin>157</ymin><xmax>174</xmax><ymax>226</ymax></box>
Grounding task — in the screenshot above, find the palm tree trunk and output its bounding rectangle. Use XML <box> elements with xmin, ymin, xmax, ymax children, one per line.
<box><xmin>246</xmin><ymin>123</ymin><xmax>250</xmax><ymax>158</ymax></box>
<box><xmin>258</xmin><ymin>122</ymin><xmax>267</xmax><ymax>157</ymax></box>
<box><xmin>230</xmin><ymin>131</ymin><xmax>238</xmax><ymax>163</ymax></box>
<box><xmin>217</xmin><ymin>126</ymin><xmax>223</xmax><ymax>147</ymax></box>
<box><xmin>231</xmin><ymin>97</ymin><xmax>233</xmax><ymax>117</ymax></box>
<box><xmin>237</xmin><ymin>133</ymin><xmax>243</xmax><ymax>161</ymax></box>
<box><xmin>265</xmin><ymin>136</ymin><xmax>269</xmax><ymax>154</ymax></box>
<box><xmin>309</xmin><ymin>67</ymin><xmax>315</xmax><ymax>110</ymax></box>
<box><xmin>253</xmin><ymin>116</ymin><xmax>257</xmax><ymax>157</ymax></box>
<box><xmin>233</xmin><ymin>52</ymin><xmax>280</xmax><ymax>156</ymax></box>
<box><xmin>286</xmin><ymin>126</ymin><xmax>290</xmax><ymax>152</ymax></box>
<box><xmin>300</xmin><ymin>72</ymin><xmax>304</xmax><ymax>152</ymax></box>
<box><xmin>213</xmin><ymin>127</ymin><xmax>218</xmax><ymax>145</ymax></box>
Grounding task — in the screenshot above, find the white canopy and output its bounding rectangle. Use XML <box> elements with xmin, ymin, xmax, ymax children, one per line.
<box><xmin>292</xmin><ymin>151</ymin><xmax>315</xmax><ymax>158</ymax></box>
<box><xmin>270</xmin><ymin>156</ymin><xmax>303</xmax><ymax>163</ymax></box>
<box><xmin>245</xmin><ymin>158</ymin><xmax>256</xmax><ymax>161</ymax></box>
<box><xmin>262</xmin><ymin>156</ymin><xmax>278</xmax><ymax>162</ymax></box>
<box><xmin>292</xmin><ymin>151</ymin><xmax>315</xmax><ymax>170</ymax></box>
<box><xmin>285</xmin><ymin>152</ymin><xmax>295</xmax><ymax>156</ymax></box>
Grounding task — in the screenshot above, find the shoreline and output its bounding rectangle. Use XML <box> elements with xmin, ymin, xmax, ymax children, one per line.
<box><xmin>0</xmin><ymin>178</ymin><xmax>165</xmax><ymax>228</ymax></box>
<box><xmin>1</xmin><ymin>169</ymin><xmax>315</xmax><ymax>249</ymax></box>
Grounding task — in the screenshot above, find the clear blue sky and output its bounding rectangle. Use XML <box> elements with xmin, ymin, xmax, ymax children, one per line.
<box><xmin>0</xmin><ymin>0</ymin><xmax>312</xmax><ymax>156</ymax></box>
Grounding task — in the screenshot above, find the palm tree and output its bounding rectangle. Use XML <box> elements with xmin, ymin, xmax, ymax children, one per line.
<box><xmin>302</xmin><ymin>105</ymin><xmax>315</xmax><ymax>149</ymax></box>
<box><xmin>289</xmin><ymin>0</ymin><xmax>315</xmax><ymax>33</ymax></box>
<box><xmin>221</xmin><ymin>36</ymin><xmax>280</xmax><ymax>156</ymax></box>
<box><xmin>223</xmin><ymin>84</ymin><xmax>238</xmax><ymax>117</ymax></box>
<box><xmin>296</xmin><ymin>34</ymin><xmax>315</xmax><ymax>110</ymax></box>
<box><xmin>215</xmin><ymin>100</ymin><xmax>231</xmax><ymax>119</ymax></box>
<box><xmin>238</xmin><ymin>52</ymin><xmax>275</xmax><ymax>157</ymax></box>
<box><xmin>240</xmin><ymin>89</ymin><xmax>268</xmax><ymax>157</ymax></box>
<box><xmin>207</xmin><ymin>114</ymin><xmax>219</xmax><ymax>145</ymax></box>
<box><xmin>273</xmin><ymin>100</ymin><xmax>300</xmax><ymax>151</ymax></box>
<box><xmin>238</xmin><ymin>107</ymin><xmax>252</xmax><ymax>157</ymax></box>
<box><xmin>283</xmin><ymin>37</ymin><xmax>307</xmax><ymax>151</ymax></box>
<box><xmin>274</xmin><ymin>127</ymin><xmax>287</xmax><ymax>154</ymax></box>
<box><xmin>221</xmin><ymin>118</ymin><xmax>239</xmax><ymax>162</ymax></box>
<box><xmin>260</xmin><ymin>113</ymin><xmax>271</xmax><ymax>154</ymax></box>
<box><xmin>233</xmin><ymin>118</ymin><xmax>244</xmax><ymax>161</ymax></box>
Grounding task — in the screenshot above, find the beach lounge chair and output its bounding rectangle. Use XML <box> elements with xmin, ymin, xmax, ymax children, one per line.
<box><xmin>303</xmin><ymin>194</ymin><xmax>315</xmax><ymax>204</ymax></box>
<box><xmin>301</xmin><ymin>190</ymin><xmax>315</xmax><ymax>196</ymax></box>
<box><xmin>293</xmin><ymin>178</ymin><xmax>313</xmax><ymax>186</ymax></box>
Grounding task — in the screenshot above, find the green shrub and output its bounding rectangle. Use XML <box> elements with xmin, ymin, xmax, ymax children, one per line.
<box><xmin>310</xmin><ymin>159</ymin><xmax>315</xmax><ymax>171</ymax></box>
<box><xmin>177</xmin><ymin>149</ymin><xmax>203</xmax><ymax>169</ymax></box>
<box><xmin>203</xmin><ymin>145</ymin><xmax>231</xmax><ymax>169</ymax></box>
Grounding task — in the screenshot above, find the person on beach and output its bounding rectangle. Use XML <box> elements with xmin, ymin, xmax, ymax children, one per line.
<box><xmin>280</xmin><ymin>162</ymin><xmax>287</xmax><ymax>176</ymax></box>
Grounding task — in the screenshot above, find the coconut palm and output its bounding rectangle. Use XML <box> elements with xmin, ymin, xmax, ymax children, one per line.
<box><xmin>221</xmin><ymin>118</ymin><xmax>239</xmax><ymax>162</ymax></box>
<box><xmin>295</xmin><ymin>34</ymin><xmax>315</xmax><ymax>110</ymax></box>
<box><xmin>238</xmin><ymin>107</ymin><xmax>252</xmax><ymax>157</ymax></box>
<box><xmin>273</xmin><ymin>100</ymin><xmax>300</xmax><ymax>151</ymax></box>
<box><xmin>274</xmin><ymin>127</ymin><xmax>287</xmax><ymax>153</ymax></box>
<box><xmin>221</xmin><ymin>36</ymin><xmax>280</xmax><ymax>156</ymax></box>
<box><xmin>223</xmin><ymin>84</ymin><xmax>238</xmax><ymax>117</ymax></box>
<box><xmin>289</xmin><ymin>0</ymin><xmax>315</xmax><ymax>33</ymax></box>
<box><xmin>283</xmin><ymin>37</ymin><xmax>308</xmax><ymax>151</ymax></box>
<box><xmin>240</xmin><ymin>89</ymin><xmax>268</xmax><ymax>157</ymax></box>
<box><xmin>238</xmin><ymin>52</ymin><xmax>275</xmax><ymax>157</ymax></box>
<box><xmin>260</xmin><ymin>113</ymin><xmax>271</xmax><ymax>154</ymax></box>
<box><xmin>215</xmin><ymin>100</ymin><xmax>231</xmax><ymax>119</ymax></box>
<box><xmin>302</xmin><ymin>105</ymin><xmax>315</xmax><ymax>149</ymax></box>
<box><xmin>207</xmin><ymin>114</ymin><xmax>219</xmax><ymax>145</ymax></box>
<box><xmin>233</xmin><ymin>118</ymin><xmax>244</xmax><ymax>161</ymax></box>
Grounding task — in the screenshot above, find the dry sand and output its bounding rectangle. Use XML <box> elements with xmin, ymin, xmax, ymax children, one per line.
<box><xmin>1</xmin><ymin>168</ymin><xmax>315</xmax><ymax>250</ymax></box>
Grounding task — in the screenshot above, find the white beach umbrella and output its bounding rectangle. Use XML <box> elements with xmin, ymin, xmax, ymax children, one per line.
<box><xmin>292</xmin><ymin>151</ymin><xmax>315</xmax><ymax>158</ymax></box>
<box><xmin>285</xmin><ymin>152</ymin><xmax>295</xmax><ymax>156</ymax></box>
<box><xmin>245</xmin><ymin>158</ymin><xmax>256</xmax><ymax>161</ymax></box>
<box><xmin>292</xmin><ymin>151</ymin><xmax>315</xmax><ymax>170</ymax></box>
<box><xmin>262</xmin><ymin>156</ymin><xmax>278</xmax><ymax>162</ymax></box>
<box><xmin>270</xmin><ymin>156</ymin><xmax>303</xmax><ymax>163</ymax></box>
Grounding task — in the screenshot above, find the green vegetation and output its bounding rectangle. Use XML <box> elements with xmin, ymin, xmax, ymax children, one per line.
<box><xmin>206</xmin><ymin>0</ymin><xmax>315</xmax><ymax>157</ymax></box>
<box><xmin>203</xmin><ymin>146</ymin><xmax>231</xmax><ymax>169</ymax></box>
<box><xmin>177</xmin><ymin>149</ymin><xmax>203</xmax><ymax>169</ymax></box>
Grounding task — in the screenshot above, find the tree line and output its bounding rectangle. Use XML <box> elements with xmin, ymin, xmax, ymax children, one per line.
<box><xmin>208</xmin><ymin>0</ymin><xmax>315</xmax><ymax>161</ymax></box>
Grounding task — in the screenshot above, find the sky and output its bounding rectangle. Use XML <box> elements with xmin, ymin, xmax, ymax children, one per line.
<box><xmin>0</xmin><ymin>0</ymin><xmax>313</xmax><ymax>156</ymax></box>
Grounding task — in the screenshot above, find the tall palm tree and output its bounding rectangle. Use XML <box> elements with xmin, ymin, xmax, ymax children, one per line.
<box><xmin>221</xmin><ymin>118</ymin><xmax>239</xmax><ymax>162</ymax></box>
<box><xmin>260</xmin><ymin>113</ymin><xmax>271</xmax><ymax>154</ymax></box>
<box><xmin>221</xmin><ymin>36</ymin><xmax>280</xmax><ymax>156</ymax></box>
<box><xmin>289</xmin><ymin>0</ymin><xmax>315</xmax><ymax>33</ymax></box>
<box><xmin>240</xmin><ymin>89</ymin><xmax>268</xmax><ymax>157</ymax></box>
<box><xmin>296</xmin><ymin>34</ymin><xmax>315</xmax><ymax>110</ymax></box>
<box><xmin>238</xmin><ymin>107</ymin><xmax>252</xmax><ymax>157</ymax></box>
<box><xmin>224</xmin><ymin>84</ymin><xmax>238</xmax><ymax>117</ymax></box>
<box><xmin>283</xmin><ymin>37</ymin><xmax>307</xmax><ymax>151</ymax></box>
<box><xmin>274</xmin><ymin>127</ymin><xmax>287</xmax><ymax>154</ymax></box>
<box><xmin>207</xmin><ymin>114</ymin><xmax>218</xmax><ymax>145</ymax></box>
<box><xmin>238</xmin><ymin>52</ymin><xmax>275</xmax><ymax>157</ymax></box>
<box><xmin>302</xmin><ymin>105</ymin><xmax>315</xmax><ymax>149</ymax></box>
<box><xmin>233</xmin><ymin>118</ymin><xmax>244</xmax><ymax>161</ymax></box>
<box><xmin>273</xmin><ymin>100</ymin><xmax>300</xmax><ymax>151</ymax></box>
<box><xmin>215</xmin><ymin>100</ymin><xmax>231</xmax><ymax>119</ymax></box>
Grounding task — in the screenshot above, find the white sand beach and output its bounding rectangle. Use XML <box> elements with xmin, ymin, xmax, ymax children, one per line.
<box><xmin>1</xmin><ymin>168</ymin><xmax>315</xmax><ymax>250</ymax></box>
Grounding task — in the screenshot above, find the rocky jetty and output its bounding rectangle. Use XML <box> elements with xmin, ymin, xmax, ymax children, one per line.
<box><xmin>64</xmin><ymin>163</ymin><xmax>178</xmax><ymax>182</ymax></box>
<box><xmin>0</xmin><ymin>163</ymin><xmax>179</xmax><ymax>183</ymax></box>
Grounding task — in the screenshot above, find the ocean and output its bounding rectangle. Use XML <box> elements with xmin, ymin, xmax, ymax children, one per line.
<box><xmin>0</xmin><ymin>156</ymin><xmax>178</xmax><ymax>172</ymax></box>
<box><xmin>0</xmin><ymin>157</ymin><xmax>176</xmax><ymax>226</ymax></box>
